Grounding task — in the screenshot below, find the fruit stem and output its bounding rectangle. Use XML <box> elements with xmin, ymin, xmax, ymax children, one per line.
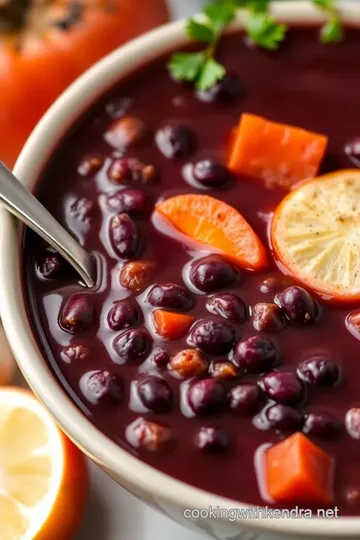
<box><xmin>0</xmin><ymin>0</ymin><xmax>33</xmax><ymax>32</ymax></box>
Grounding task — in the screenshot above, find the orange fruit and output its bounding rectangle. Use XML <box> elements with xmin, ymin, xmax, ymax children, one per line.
<box><xmin>0</xmin><ymin>387</ymin><xmax>88</xmax><ymax>539</ymax></box>
<box><xmin>271</xmin><ymin>169</ymin><xmax>360</xmax><ymax>301</ymax></box>
<box><xmin>155</xmin><ymin>194</ymin><xmax>268</xmax><ymax>271</ymax></box>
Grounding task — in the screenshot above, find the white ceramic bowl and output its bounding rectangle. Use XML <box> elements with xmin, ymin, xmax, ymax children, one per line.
<box><xmin>2</xmin><ymin>3</ymin><xmax>360</xmax><ymax>539</ymax></box>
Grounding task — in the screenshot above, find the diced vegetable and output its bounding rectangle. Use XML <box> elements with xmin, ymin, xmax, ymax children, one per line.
<box><xmin>265</xmin><ymin>432</ymin><xmax>334</xmax><ymax>503</ymax></box>
<box><xmin>228</xmin><ymin>113</ymin><xmax>328</xmax><ymax>189</ymax></box>
<box><xmin>152</xmin><ymin>310</ymin><xmax>194</xmax><ymax>339</ymax></box>
<box><xmin>155</xmin><ymin>194</ymin><xmax>268</xmax><ymax>271</ymax></box>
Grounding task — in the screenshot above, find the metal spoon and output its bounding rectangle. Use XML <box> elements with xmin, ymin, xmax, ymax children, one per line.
<box><xmin>0</xmin><ymin>161</ymin><xmax>95</xmax><ymax>288</ymax></box>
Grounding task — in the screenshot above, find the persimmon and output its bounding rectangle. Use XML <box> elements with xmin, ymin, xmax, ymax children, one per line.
<box><xmin>0</xmin><ymin>0</ymin><xmax>168</xmax><ymax>168</ymax></box>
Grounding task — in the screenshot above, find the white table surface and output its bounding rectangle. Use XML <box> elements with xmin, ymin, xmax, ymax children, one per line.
<box><xmin>76</xmin><ymin>461</ymin><xmax>206</xmax><ymax>540</ymax></box>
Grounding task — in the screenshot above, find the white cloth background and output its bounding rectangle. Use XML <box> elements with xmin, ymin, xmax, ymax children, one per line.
<box><xmin>167</xmin><ymin>0</ymin><xmax>206</xmax><ymax>18</ymax></box>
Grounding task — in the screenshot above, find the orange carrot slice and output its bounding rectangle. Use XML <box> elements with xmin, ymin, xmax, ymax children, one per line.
<box><xmin>152</xmin><ymin>310</ymin><xmax>194</xmax><ymax>339</ymax></box>
<box><xmin>265</xmin><ymin>432</ymin><xmax>334</xmax><ymax>504</ymax></box>
<box><xmin>155</xmin><ymin>194</ymin><xmax>268</xmax><ymax>271</ymax></box>
<box><xmin>228</xmin><ymin>113</ymin><xmax>328</xmax><ymax>189</ymax></box>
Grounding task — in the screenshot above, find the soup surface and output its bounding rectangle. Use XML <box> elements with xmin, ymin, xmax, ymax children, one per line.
<box><xmin>24</xmin><ymin>27</ymin><xmax>360</xmax><ymax>514</ymax></box>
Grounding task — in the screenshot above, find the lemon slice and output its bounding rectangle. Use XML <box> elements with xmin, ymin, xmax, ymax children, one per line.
<box><xmin>0</xmin><ymin>388</ymin><xmax>87</xmax><ymax>540</ymax></box>
<box><xmin>271</xmin><ymin>170</ymin><xmax>360</xmax><ymax>301</ymax></box>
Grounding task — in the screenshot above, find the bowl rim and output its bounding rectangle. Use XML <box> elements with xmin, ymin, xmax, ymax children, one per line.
<box><xmin>2</xmin><ymin>2</ymin><xmax>360</xmax><ymax>536</ymax></box>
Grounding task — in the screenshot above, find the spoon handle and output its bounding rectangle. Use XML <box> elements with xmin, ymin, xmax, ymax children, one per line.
<box><xmin>0</xmin><ymin>162</ymin><xmax>95</xmax><ymax>288</ymax></box>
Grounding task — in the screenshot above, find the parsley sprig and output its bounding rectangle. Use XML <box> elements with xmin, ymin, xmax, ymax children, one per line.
<box><xmin>168</xmin><ymin>0</ymin><xmax>344</xmax><ymax>91</ymax></box>
<box><xmin>169</xmin><ymin>2</ymin><xmax>235</xmax><ymax>91</ymax></box>
<box><xmin>313</xmin><ymin>0</ymin><xmax>343</xmax><ymax>43</ymax></box>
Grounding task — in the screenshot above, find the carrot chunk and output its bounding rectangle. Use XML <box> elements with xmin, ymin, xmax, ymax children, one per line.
<box><xmin>265</xmin><ymin>432</ymin><xmax>334</xmax><ymax>504</ymax></box>
<box><xmin>152</xmin><ymin>310</ymin><xmax>194</xmax><ymax>339</ymax></box>
<box><xmin>155</xmin><ymin>194</ymin><xmax>268</xmax><ymax>271</ymax></box>
<box><xmin>228</xmin><ymin>113</ymin><xmax>328</xmax><ymax>189</ymax></box>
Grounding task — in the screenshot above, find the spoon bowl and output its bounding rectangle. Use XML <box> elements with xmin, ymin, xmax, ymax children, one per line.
<box><xmin>0</xmin><ymin>161</ymin><xmax>96</xmax><ymax>288</ymax></box>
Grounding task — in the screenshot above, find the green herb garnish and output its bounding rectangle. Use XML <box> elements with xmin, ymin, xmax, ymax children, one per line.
<box><xmin>246</xmin><ymin>12</ymin><xmax>287</xmax><ymax>50</ymax></box>
<box><xmin>168</xmin><ymin>0</ymin><xmax>344</xmax><ymax>91</ymax></box>
<box><xmin>169</xmin><ymin>2</ymin><xmax>235</xmax><ymax>91</ymax></box>
<box><xmin>313</xmin><ymin>0</ymin><xmax>343</xmax><ymax>43</ymax></box>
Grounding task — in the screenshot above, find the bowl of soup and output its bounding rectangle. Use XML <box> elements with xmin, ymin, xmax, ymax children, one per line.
<box><xmin>2</xmin><ymin>2</ymin><xmax>360</xmax><ymax>539</ymax></box>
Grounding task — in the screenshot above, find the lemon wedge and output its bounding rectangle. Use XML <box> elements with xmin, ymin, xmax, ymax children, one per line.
<box><xmin>271</xmin><ymin>170</ymin><xmax>360</xmax><ymax>301</ymax></box>
<box><xmin>0</xmin><ymin>388</ymin><xmax>87</xmax><ymax>540</ymax></box>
